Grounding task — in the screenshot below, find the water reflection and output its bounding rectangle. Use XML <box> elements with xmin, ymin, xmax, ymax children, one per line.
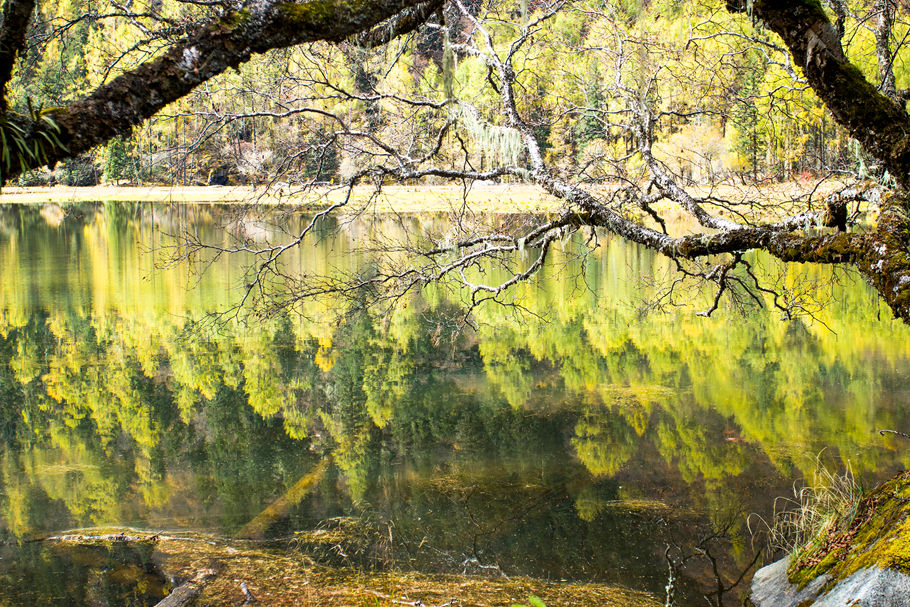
<box><xmin>1</xmin><ymin>202</ymin><xmax>909</xmax><ymax>605</ymax></box>
<box><xmin>0</xmin><ymin>540</ymin><xmax>168</xmax><ymax>606</ymax></box>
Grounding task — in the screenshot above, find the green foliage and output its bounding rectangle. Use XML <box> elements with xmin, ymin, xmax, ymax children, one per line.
<box><xmin>57</xmin><ymin>154</ymin><xmax>97</xmax><ymax>186</ymax></box>
<box><xmin>103</xmin><ymin>136</ymin><xmax>136</xmax><ymax>183</ymax></box>
<box><xmin>512</xmin><ymin>595</ymin><xmax>546</xmax><ymax>607</ymax></box>
<box><xmin>17</xmin><ymin>169</ymin><xmax>51</xmax><ymax>187</ymax></box>
<box><xmin>0</xmin><ymin>110</ymin><xmax>66</xmax><ymax>183</ymax></box>
<box><xmin>4</xmin><ymin>0</ymin><xmax>900</xmax><ymax>184</ymax></box>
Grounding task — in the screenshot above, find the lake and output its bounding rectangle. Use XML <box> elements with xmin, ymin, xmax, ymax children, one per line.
<box><xmin>1</xmin><ymin>201</ymin><xmax>909</xmax><ymax>606</ymax></box>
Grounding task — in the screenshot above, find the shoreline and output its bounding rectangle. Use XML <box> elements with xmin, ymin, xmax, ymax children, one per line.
<box><xmin>0</xmin><ymin>184</ymin><xmax>566</xmax><ymax>213</ymax></box>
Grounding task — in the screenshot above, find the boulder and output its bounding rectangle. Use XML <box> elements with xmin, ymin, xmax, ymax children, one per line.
<box><xmin>751</xmin><ymin>470</ymin><xmax>910</xmax><ymax>606</ymax></box>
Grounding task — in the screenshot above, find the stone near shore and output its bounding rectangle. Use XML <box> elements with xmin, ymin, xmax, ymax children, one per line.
<box><xmin>751</xmin><ymin>557</ymin><xmax>910</xmax><ymax>607</ymax></box>
<box><xmin>751</xmin><ymin>470</ymin><xmax>910</xmax><ymax>607</ymax></box>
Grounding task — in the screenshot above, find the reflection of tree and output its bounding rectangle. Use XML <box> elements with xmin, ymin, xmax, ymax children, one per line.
<box><xmin>472</xmin><ymin>237</ymin><xmax>910</xmax><ymax>481</ymax></box>
<box><xmin>0</xmin><ymin>309</ymin><xmax>320</xmax><ymax>536</ymax></box>
<box><xmin>320</xmin><ymin>312</ymin><xmax>378</xmax><ymax>501</ymax></box>
<box><xmin>572</xmin><ymin>408</ymin><xmax>637</xmax><ymax>477</ymax></box>
<box><xmin>1</xmin><ymin>204</ymin><xmax>910</xmax><ymax>567</ymax></box>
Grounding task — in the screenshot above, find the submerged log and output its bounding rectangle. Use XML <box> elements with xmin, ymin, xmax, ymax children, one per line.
<box><xmin>155</xmin><ymin>569</ymin><xmax>218</xmax><ymax>607</ymax></box>
<box><xmin>234</xmin><ymin>457</ymin><xmax>331</xmax><ymax>540</ymax></box>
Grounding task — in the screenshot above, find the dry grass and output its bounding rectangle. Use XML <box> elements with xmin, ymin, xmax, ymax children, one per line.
<box><xmin>0</xmin><ymin>184</ymin><xmax>564</xmax><ymax>213</ymax></box>
<box><xmin>0</xmin><ymin>180</ymin><xmax>852</xmax><ymax>220</ymax></box>
<box><xmin>763</xmin><ymin>459</ymin><xmax>863</xmax><ymax>557</ymax></box>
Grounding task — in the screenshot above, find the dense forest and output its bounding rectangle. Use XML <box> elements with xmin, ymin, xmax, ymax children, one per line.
<box><xmin>6</xmin><ymin>0</ymin><xmax>906</xmax><ymax>187</ymax></box>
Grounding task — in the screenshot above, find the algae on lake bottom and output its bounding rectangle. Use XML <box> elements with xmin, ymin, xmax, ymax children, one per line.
<box><xmin>41</xmin><ymin>530</ymin><xmax>663</xmax><ymax>606</ymax></box>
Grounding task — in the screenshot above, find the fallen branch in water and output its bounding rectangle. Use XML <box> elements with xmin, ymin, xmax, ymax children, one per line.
<box><xmin>155</xmin><ymin>569</ymin><xmax>219</xmax><ymax>607</ymax></box>
<box><xmin>235</xmin><ymin>457</ymin><xmax>331</xmax><ymax>540</ymax></box>
<box><xmin>34</xmin><ymin>530</ymin><xmax>214</xmax><ymax>545</ymax></box>
<box><xmin>240</xmin><ymin>580</ymin><xmax>257</xmax><ymax>604</ymax></box>
<box><xmin>879</xmin><ymin>429</ymin><xmax>910</xmax><ymax>440</ymax></box>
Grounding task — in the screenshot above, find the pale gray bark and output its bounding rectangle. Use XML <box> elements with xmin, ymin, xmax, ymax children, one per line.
<box><xmin>875</xmin><ymin>0</ymin><xmax>899</xmax><ymax>102</ymax></box>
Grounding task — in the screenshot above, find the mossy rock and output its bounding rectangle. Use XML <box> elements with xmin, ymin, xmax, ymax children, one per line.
<box><xmin>788</xmin><ymin>470</ymin><xmax>910</xmax><ymax>589</ymax></box>
<box><xmin>751</xmin><ymin>471</ymin><xmax>910</xmax><ymax>607</ymax></box>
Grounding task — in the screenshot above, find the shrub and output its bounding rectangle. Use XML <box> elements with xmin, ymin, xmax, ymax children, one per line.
<box><xmin>17</xmin><ymin>169</ymin><xmax>51</xmax><ymax>187</ymax></box>
<box><xmin>57</xmin><ymin>155</ymin><xmax>99</xmax><ymax>186</ymax></box>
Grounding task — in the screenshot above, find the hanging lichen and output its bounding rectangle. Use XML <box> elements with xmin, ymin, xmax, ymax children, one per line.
<box><xmin>442</xmin><ymin>42</ymin><xmax>456</xmax><ymax>100</ymax></box>
<box><xmin>455</xmin><ymin>103</ymin><xmax>524</xmax><ymax>167</ymax></box>
<box><xmin>442</xmin><ymin>21</ymin><xmax>456</xmax><ymax>100</ymax></box>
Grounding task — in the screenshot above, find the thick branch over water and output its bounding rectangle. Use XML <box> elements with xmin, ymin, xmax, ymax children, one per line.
<box><xmin>0</xmin><ymin>0</ymin><xmax>429</xmax><ymax>177</ymax></box>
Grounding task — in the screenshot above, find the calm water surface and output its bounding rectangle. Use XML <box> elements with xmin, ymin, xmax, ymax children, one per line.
<box><xmin>1</xmin><ymin>202</ymin><xmax>909</xmax><ymax>605</ymax></box>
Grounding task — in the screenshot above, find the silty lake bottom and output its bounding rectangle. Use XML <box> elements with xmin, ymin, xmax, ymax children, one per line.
<box><xmin>1</xmin><ymin>202</ymin><xmax>909</xmax><ymax>606</ymax></box>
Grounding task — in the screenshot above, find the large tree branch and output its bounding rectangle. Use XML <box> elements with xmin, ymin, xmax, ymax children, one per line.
<box><xmin>574</xmin><ymin>199</ymin><xmax>910</xmax><ymax>320</ymax></box>
<box><xmin>728</xmin><ymin>0</ymin><xmax>910</xmax><ymax>188</ymax></box>
<box><xmin>1</xmin><ymin>0</ymin><xmax>429</xmax><ymax>179</ymax></box>
<box><xmin>0</xmin><ymin>0</ymin><xmax>35</xmax><ymax>113</ymax></box>
<box><xmin>355</xmin><ymin>0</ymin><xmax>442</xmax><ymax>48</ymax></box>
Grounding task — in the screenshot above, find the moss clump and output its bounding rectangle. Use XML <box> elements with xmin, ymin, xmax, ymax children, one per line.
<box><xmin>788</xmin><ymin>470</ymin><xmax>910</xmax><ymax>589</ymax></box>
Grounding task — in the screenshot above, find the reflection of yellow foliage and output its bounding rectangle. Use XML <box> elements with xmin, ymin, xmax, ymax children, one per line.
<box><xmin>572</xmin><ymin>412</ymin><xmax>635</xmax><ymax>477</ymax></box>
<box><xmin>29</xmin><ymin>445</ymin><xmax>123</xmax><ymax>527</ymax></box>
<box><xmin>574</xmin><ymin>486</ymin><xmax>606</xmax><ymax>522</ymax></box>
<box><xmin>12</xmin><ymin>337</ymin><xmax>42</xmax><ymax>384</ymax></box>
<box><xmin>1</xmin><ymin>452</ymin><xmax>32</xmax><ymax>538</ymax></box>
<box><xmin>134</xmin><ymin>455</ymin><xmax>170</xmax><ymax>508</ymax></box>
<box><xmin>4</xmin><ymin>203</ymin><xmax>910</xmax><ymax>540</ymax></box>
<box><xmin>315</xmin><ymin>337</ymin><xmax>336</xmax><ymax>372</ymax></box>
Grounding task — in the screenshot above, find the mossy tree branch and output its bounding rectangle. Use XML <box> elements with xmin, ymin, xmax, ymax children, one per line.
<box><xmin>355</xmin><ymin>0</ymin><xmax>443</xmax><ymax>48</ymax></box>
<box><xmin>0</xmin><ymin>0</ymin><xmax>430</xmax><ymax>179</ymax></box>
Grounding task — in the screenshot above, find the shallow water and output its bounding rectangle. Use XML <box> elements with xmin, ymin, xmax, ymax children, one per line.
<box><xmin>1</xmin><ymin>202</ymin><xmax>909</xmax><ymax>605</ymax></box>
